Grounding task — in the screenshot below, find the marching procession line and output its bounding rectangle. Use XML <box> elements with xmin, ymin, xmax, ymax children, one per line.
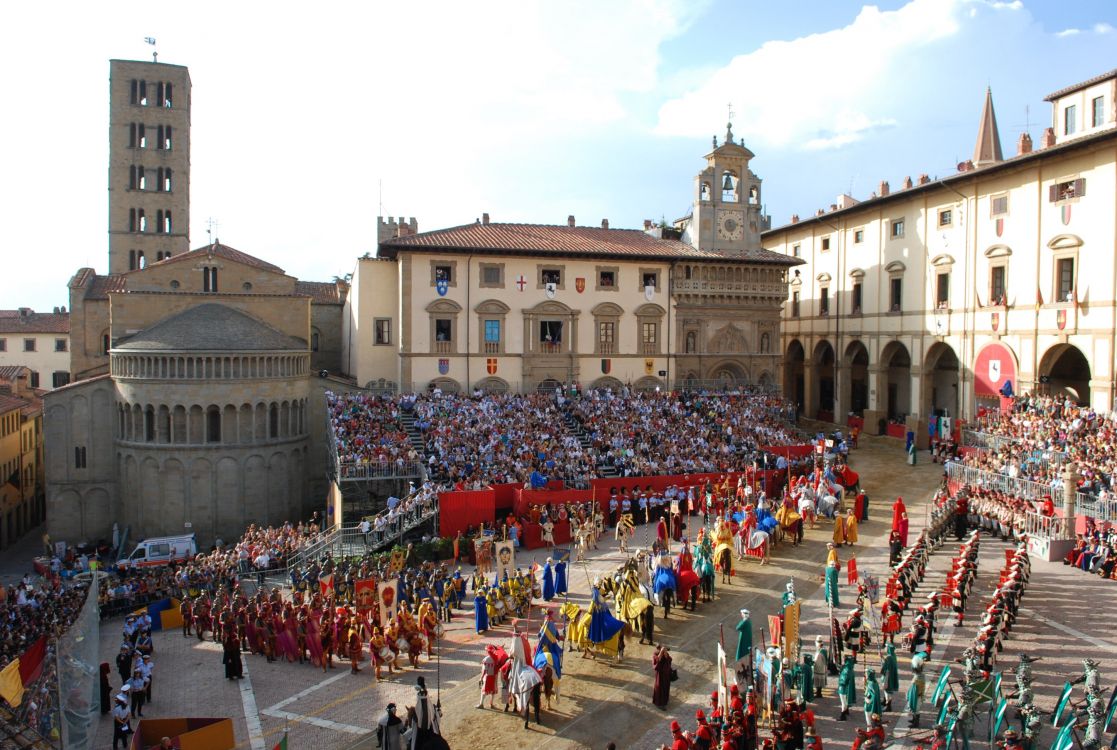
<box><xmin>238</xmin><ymin>659</ymin><xmax>268</xmax><ymax>750</ymax></box>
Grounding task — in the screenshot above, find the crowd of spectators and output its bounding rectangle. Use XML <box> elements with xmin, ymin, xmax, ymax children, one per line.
<box><xmin>329</xmin><ymin>392</ymin><xmax>421</xmax><ymax>474</ymax></box>
<box><xmin>969</xmin><ymin>393</ymin><xmax>1117</xmax><ymax>497</ymax></box>
<box><xmin>569</xmin><ymin>389</ymin><xmax>804</xmax><ymax>476</ymax></box>
<box><xmin>0</xmin><ymin>577</ymin><xmax>90</xmax><ymax>673</ymax></box>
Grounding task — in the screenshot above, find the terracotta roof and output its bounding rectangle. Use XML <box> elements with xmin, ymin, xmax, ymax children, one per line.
<box><xmin>1045</xmin><ymin>68</ymin><xmax>1117</xmax><ymax>102</ymax></box>
<box><xmin>0</xmin><ymin>366</ymin><xmax>29</xmax><ymax>381</ymax></box>
<box><xmin>44</xmin><ymin>373</ymin><xmax>111</xmax><ymax>396</ymax></box>
<box><xmin>380</xmin><ymin>222</ymin><xmax>800</xmax><ymax>265</ymax></box>
<box><xmin>0</xmin><ymin>310</ymin><xmax>70</xmax><ymax>334</ymax></box>
<box><xmin>0</xmin><ymin>394</ymin><xmax>27</xmax><ymax>415</ymax></box>
<box><xmin>295</xmin><ymin>281</ymin><xmax>343</xmax><ymax>304</ymax></box>
<box><xmin>153</xmin><ymin>242</ymin><xmax>286</xmax><ymax>274</ymax></box>
<box><xmin>85</xmin><ymin>274</ymin><xmax>127</xmax><ymax>300</ymax></box>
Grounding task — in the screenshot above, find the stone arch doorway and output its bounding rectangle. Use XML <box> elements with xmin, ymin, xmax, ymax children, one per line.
<box><xmin>1039</xmin><ymin>344</ymin><xmax>1091</xmax><ymax>404</ymax></box>
<box><xmin>843</xmin><ymin>340</ymin><xmax>869</xmax><ymax>416</ymax></box>
<box><xmin>813</xmin><ymin>340</ymin><xmax>836</xmax><ymax>420</ymax></box>
<box><xmin>536</xmin><ymin>378</ymin><xmax>563</xmax><ymax>394</ymax></box>
<box><xmin>880</xmin><ymin>341</ymin><xmax>912</xmax><ymax>420</ymax></box>
<box><xmin>924</xmin><ymin>342</ymin><xmax>960</xmax><ymax>418</ymax></box>
<box><xmin>709</xmin><ymin>360</ymin><xmax>748</xmax><ymax>385</ymax></box>
<box><xmin>785</xmin><ymin>340</ymin><xmax>805</xmax><ymax>414</ymax></box>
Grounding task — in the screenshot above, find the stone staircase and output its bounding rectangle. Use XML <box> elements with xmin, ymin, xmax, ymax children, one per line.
<box><xmin>560</xmin><ymin>404</ymin><xmax>619</xmax><ymax>478</ymax></box>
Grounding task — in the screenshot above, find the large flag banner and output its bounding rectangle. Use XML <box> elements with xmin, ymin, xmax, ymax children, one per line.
<box><xmin>389</xmin><ymin>549</ymin><xmax>407</xmax><ymax>575</ymax></box>
<box><xmin>783</xmin><ymin>601</ymin><xmax>801</xmax><ymax>664</ymax></box>
<box><xmin>319</xmin><ymin>573</ymin><xmax>334</xmax><ymax>599</ymax></box>
<box><xmin>768</xmin><ymin>615</ymin><xmax>782</xmax><ymax>647</ymax></box>
<box><xmin>354</xmin><ymin>579</ymin><xmax>377</xmax><ymax>613</ymax></box>
<box><xmin>378</xmin><ymin>578</ymin><xmax>399</xmax><ymax>629</ymax></box>
<box><xmin>0</xmin><ymin>660</ymin><xmax>23</xmax><ymax>707</ymax></box>
<box><xmin>494</xmin><ymin>540</ymin><xmax>516</xmax><ymax>580</ymax></box>
<box><xmin>717</xmin><ymin>643</ymin><xmax>730</xmax><ymax>717</ymax></box>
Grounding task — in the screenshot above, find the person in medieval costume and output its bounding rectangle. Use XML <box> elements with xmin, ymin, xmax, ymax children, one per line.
<box><xmin>880</xmin><ymin>643</ymin><xmax>899</xmax><ymax>712</ymax></box>
<box><xmin>837</xmin><ymin>654</ymin><xmax>857</xmax><ymax>720</ymax></box>
<box><xmin>554</xmin><ymin>553</ymin><xmax>568</xmax><ymax>597</ymax></box>
<box><xmin>812</xmin><ymin>635</ymin><xmax>829</xmax><ymax>695</ymax></box>
<box><xmin>906</xmin><ymin>651</ymin><xmax>928</xmax><ymax>727</ymax></box>
<box><xmin>824</xmin><ymin>561</ymin><xmax>841</xmax><ymax>610</ymax></box>
<box><xmin>799</xmin><ymin>653</ymin><xmax>815</xmax><ymax>702</ymax></box>
<box><xmin>735</xmin><ymin>609</ymin><xmax>753</xmax><ymax>663</ymax></box>
<box><xmin>542</xmin><ymin>558</ymin><xmax>555</xmax><ymax>601</ymax></box>
<box><xmin>863</xmin><ymin>668</ymin><xmax>883</xmax><ymax>727</ymax></box>
<box><xmin>406</xmin><ymin>676</ymin><xmax>443</xmax><ymax>750</ymax></box>
<box><xmin>891</xmin><ymin>497</ymin><xmax>910</xmax><ymax>547</ymax></box>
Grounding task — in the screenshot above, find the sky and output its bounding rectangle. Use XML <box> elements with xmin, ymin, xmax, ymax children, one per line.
<box><xmin>1</xmin><ymin>0</ymin><xmax>1115</xmax><ymax>312</ymax></box>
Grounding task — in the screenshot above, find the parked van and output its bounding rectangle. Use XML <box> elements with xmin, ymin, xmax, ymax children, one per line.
<box><xmin>117</xmin><ymin>534</ymin><xmax>197</xmax><ymax>570</ymax></box>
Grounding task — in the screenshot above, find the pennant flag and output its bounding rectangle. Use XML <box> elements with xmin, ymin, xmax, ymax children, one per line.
<box><xmin>354</xmin><ymin>579</ymin><xmax>376</xmax><ymax>613</ymax></box>
<box><xmin>272</xmin><ymin>733</ymin><xmax>288</xmax><ymax>750</ymax></box>
<box><xmin>1105</xmin><ymin>684</ymin><xmax>1117</xmax><ymax>733</ymax></box>
<box><xmin>1051</xmin><ymin>720</ymin><xmax>1075</xmax><ymax>750</ymax></box>
<box><xmin>319</xmin><ymin>573</ymin><xmax>334</xmax><ymax>599</ymax></box>
<box><xmin>17</xmin><ymin>637</ymin><xmax>46</xmax><ymax>686</ymax></box>
<box><xmin>990</xmin><ymin>698</ymin><xmax>1008</xmax><ymax>743</ymax></box>
<box><xmin>1052</xmin><ymin>681</ymin><xmax>1074</xmax><ymax>727</ymax></box>
<box><xmin>767</xmin><ymin>615</ymin><xmax>782</xmax><ymax>646</ymax></box>
<box><xmin>931</xmin><ymin>666</ymin><xmax>952</xmax><ymax>706</ymax></box>
<box><xmin>847</xmin><ymin>558</ymin><xmax>859</xmax><ymax>585</ymax></box>
<box><xmin>0</xmin><ymin>659</ymin><xmax>23</xmax><ymax>708</ymax></box>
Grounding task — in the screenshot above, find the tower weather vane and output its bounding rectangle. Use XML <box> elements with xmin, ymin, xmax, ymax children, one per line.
<box><xmin>206</xmin><ymin>217</ymin><xmax>219</xmax><ymax>245</ymax></box>
<box><xmin>145</xmin><ymin>36</ymin><xmax>157</xmax><ymax>63</ymax></box>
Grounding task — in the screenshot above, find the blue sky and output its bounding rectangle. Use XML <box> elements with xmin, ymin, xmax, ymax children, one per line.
<box><xmin>1</xmin><ymin>0</ymin><xmax>1114</xmax><ymax>312</ymax></box>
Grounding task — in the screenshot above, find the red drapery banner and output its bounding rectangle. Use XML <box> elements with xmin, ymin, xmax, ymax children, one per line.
<box><xmin>17</xmin><ymin>636</ymin><xmax>46</xmax><ymax>686</ymax></box>
<box><xmin>438</xmin><ymin>489</ymin><xmax>498</xmax><ymax>536</ymax></box>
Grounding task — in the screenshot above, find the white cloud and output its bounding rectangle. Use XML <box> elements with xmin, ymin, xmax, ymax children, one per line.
<box><xmin>1093</xmin><ymin>22</ymin><xmax>1114</xmax><ymax>34</ymax></box>
<box><xmin>1057</xmin><ymin>28</ymin><xmax>1083</xmax><ymax>36</ymax></box>
<box><xmin>654</xmin><ymin>0</ymin><xmax>1022</xmax><ymax>151</ymax></box>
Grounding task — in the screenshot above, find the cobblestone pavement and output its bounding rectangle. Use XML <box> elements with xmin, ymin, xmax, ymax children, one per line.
<box><xmin>81</xmin><ymin>436</ymin><xmax>1117</xmax><ymax>749</ymax></box>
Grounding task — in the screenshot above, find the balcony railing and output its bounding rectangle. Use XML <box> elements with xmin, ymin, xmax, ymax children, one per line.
<box><xmin>483</xmin><ymin>341</ymin><xmax>500</xmax><ymax>354</ymax></box>
<box><xmin>539</xmin><ymin>341</ymin><xmax>563</xmax><ymax>354</ymax></box>
<box><xmin>434</xmin><ymin>340</ymin><xmax>453</xmax><ymax>354</ymax></box>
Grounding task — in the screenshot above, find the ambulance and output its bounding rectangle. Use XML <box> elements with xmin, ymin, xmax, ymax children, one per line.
<box><xmin>117</xmin><ymin>534</ymin><xmax>197</xmax><ymax>569</ymax></box>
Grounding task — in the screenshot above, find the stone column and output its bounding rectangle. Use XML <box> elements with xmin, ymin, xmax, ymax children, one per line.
<box><xmin>1062</xmin><ymin>462</ymin><xmax>1078</xmax><ymax>540</ymax></box>
<box><xmin>864</xmin><ymin>365</ymin><xmax>885</xmax><ymax>435</ymax></box>
<box><xmin>834</xmin><ymin>363</ymin><xmax>850</xmax><ymax>426</ymax></box>
<box><xmin>803</xmin><ymin>358</ymin><xmax>817</xmax><ymax>419</ymax></box>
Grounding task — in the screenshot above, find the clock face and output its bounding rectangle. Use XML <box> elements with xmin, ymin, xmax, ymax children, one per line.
<box><xmin>718</xmin><ymin>211</ymin><xmax>745</xmax><ymax>241</ymax></box>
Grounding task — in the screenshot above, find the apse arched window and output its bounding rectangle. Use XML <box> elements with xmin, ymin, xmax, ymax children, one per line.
<box><xmin>721</xmin><ymin>172</ymin><xmax>738</xmax><ymax>203</ymax></box>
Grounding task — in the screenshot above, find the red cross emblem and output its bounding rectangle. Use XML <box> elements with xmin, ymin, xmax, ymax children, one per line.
<box><xmin>515</xmin><ymin>275</ymin><xmax>527</xmax><ymax>291</ymax></box>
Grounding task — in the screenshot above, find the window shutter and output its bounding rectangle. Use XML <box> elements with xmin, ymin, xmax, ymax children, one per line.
<box><xmin>1073</xmin><ymin>178</ymin><xmax>1086</xmax><ymax>197</ymax></box>
<box><xmin>1048</xmin><ymin>184</ymin><xmax>1058</xmax><ymax>202</ymax></box>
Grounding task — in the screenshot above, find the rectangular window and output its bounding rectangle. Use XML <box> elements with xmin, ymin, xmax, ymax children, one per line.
<box><xmin>1050</xmin><ymin>178</ymin><xmax>1086</xmax><ymax>202</ymax></box>
<box><xmin>541</xmin><ymin>268</ymin><xmax>562</xmax><ymax>285</ymax></box>
<box><xmin>163</xmin><ymin>125</ymin><xmax>172</xmax><ymax>150</ymax></box>
<box><xmin>641</xmin><ymin>322</ymin><xmax>657</xmax><ymax>354</ymax></box>
<box><xmin>479</xmin><ymin>264</ymin><xmax>502</xmax><ymax>287</ymax></box>
<box><xmin>641</xmin><ymin>271</ymin><xmax>658</xmax><ymax>289</ymax></box>
<box><xmin>991</xmin><ymin>194</ymin><xmax>1009</xmax><ymax>217</ymax></box>
<box><xmin>598</xmin><ymin>321</ymin><xmax>615</xmax><ymax>355</ymax></box>
<box><xmin>484</xmin><ymin>319</ymin><xmax>501</xmax><ymax>346</ymax></box>
<box><xmin>74</xmin><ymin>446</ymin><xmax>86</xmax><ymax>469</ymax></box>
<box><xmin>792</xmin><ymin>244</ymin><xmax>801</xmax><ymax>258</ymax></box>
<box><xmin>1092</xmin><ymin>96</ymin><xmax>1105</xmax><ymax>128</ymax></box>
<box><xmin>434</xmin><ymin>265</ymin><xmax>452</xmax><ymax>283</ymax></box>
<box><xmin>852</xmin><ymin>282</ymin><xmax>863</xmax><ymax>314</ymax></box>
<box><xmin>374</xmin><ymin>318</ymin><xmax>392</xmax><ymax>345</ymax></box>
<box><xmin>24</xmin><ymin>339</ymin><xmax>36</xmax><ymax>352</ymax></box>
<box><xmin>599</xmin><ymin>270</ymin><xmax>616</xmax><ymax>288</ymax></box>
<box><xmin>52</xmin><ymin>371</ymin><xmax>70</xmax><ymax>388</ymax></box>
<box><xmin>819</xmin><ymin>288</ymin><xmax>829</xmax><ymax>315</ymax></box>
<box><xmin>821</xmin><ymin>236</ymin><xmax>831</xmax><ymax>251</ymax></box>
<box><xmin>1056</xmin><ymin>257</ymin><xmax>1075</xmax><ymax>302</ymax></box>
<box><xmin>540</xmin><ymin>321</ymin><xmax>563</xmax><ymax>352</ymax></box>
<box><xmin>0</xmin><ymin>339</ymin><xmax>6</xmax><ymax>352</ymax></box>
<box><xmin>890</xmin><ymin>218</ymin><xmax>905</xmax><ymax>238</ymax></box>
<box><xmin>853</xmin><ymin>229</ymin><xmax>864</xmax><ymax>244</ymax></box>
<box><xmin>936</xmin><ymin>273</ymin><xmax>950</xmax><ymax>308</ymax></box>
<box><xmin>890</xmin><ymin>278</ymin><xmax>903</xmax><ymax>311</ymax></box>
<box><xmin>1064</xmin><ymin>104</ymin><xmax>1077</xmax><ymax>135</ymax></box>
<box><xmin>29</xmin><ymin>371</ymin><xmax>39</xmax><ymax>389</ymax></box>
<box><xmin>938</xmin><ymin>209</ymin><xmax>952</xmax><ymax>227</ymax></box>
<box><xmin>990</xmin><ymin>265</ymin><xmax>1006</xmax><ymax>305</ymax></box>
<box><xmin>55</xmin><ymin>338</ymin><xmax>67</xmax><ymax>352</ymax></box>
<box><xmin>792</xmin><ymin>291</ymin><xmax>800</xmax><ymax>317</ymax></box>
<box><xmin>434</xmin><ymin>319</ymin><xmax>452</xmax><ymax>342</ymax></box>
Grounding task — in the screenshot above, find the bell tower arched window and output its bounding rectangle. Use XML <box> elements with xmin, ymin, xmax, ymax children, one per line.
<box><xmin>721</xmin><ymin>171</ymin><xmax>738</xmax><ymax>203</ymax></box>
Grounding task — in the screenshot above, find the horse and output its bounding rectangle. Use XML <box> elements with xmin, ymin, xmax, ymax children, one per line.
<box><xmin>715</xmin><ymin>543</ymin><xmax>734</xmax><ymax>584</ymax></box>
<box><xmin>559</xmin><ymin>601</ymin><xmax>627</xmax><ymax>659</ymax></box>
<box><xmin>615</xmin><ymin>577</ymin><xmax>655</xmax><ymax>645</ymax></box>
<box><xmin>402</xmin><ymin>706</ymin><xmax>450</xmax><ymax>750</ymax></box>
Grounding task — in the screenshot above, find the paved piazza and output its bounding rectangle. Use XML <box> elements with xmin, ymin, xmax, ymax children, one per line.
<box><xmin>83</xmin><ymin>434</ymin><xmax>1117</xmax><ymax>749</ymax></box>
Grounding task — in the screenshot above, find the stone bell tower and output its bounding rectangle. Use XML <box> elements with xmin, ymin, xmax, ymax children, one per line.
<box><xmin>685</xmin><ymin>121</ymin><xmax>769</xmax><ymax>256</ymax></box>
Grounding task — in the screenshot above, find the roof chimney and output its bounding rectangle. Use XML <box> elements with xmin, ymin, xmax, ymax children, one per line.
<box><xmin>601</xmin><ymin>219</ymin><xmax>609</xmax><ymax>229</ymax></box>
<box><xmin>972</xmin><ymin>86</ymin><xmax>1004</xmax><ymax>167</ymax></box>
<box><xmin>902</xmin><ymin>176</ymin><xmax>913</xmax><ymax>189</ymax></box>
<box><xmin>790</xmin><ymin>214</ymin><xmax>799</xmax><ymax>224</ymax></box>
<box><xmin>1017</xmin><ymin>132</ymin><xmax>1033</xmax><ymax>155</ymax></box>
<box><xmin>482</xmin><ymin>212</ymin><xmax>490</xmax><ymax>225</ymax></box>
<box><xmin>957</xmin><ymin>160</ymin><xmax>974</xmax><ymax>173</ymax></box>
<box><xmin>1041</xmin><ymin>127</ymin><xmax>1056</xmax><ymax>149</ymax></box>
<box><xmin>878</xmin><ymin>181</ymin><xmax>890</xmax><ymax>197</ymax></box>
<box><xmin>567</xmin><ymin>215</ymin><xmax>575</xmax><ymax>227</ymax></box>
<box><xmin>644</xmin><ymin>219</ymin><xmax>652</xmax><ymax>230</ymax></box>
<box><xmin>816</xmin><ymin>209</ymin><xmax>825</xmax><ymax>217</ymax></box>
<box><xmin>918</xmin><ymin>174</ymin><xmax>930</xmax><ymax>185</ymax></box>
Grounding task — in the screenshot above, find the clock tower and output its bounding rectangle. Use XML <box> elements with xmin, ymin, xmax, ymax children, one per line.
<box><xmin>682</xmin><ymin>122</ymin><xmax>769</xmax><ymax>256</ymax></box>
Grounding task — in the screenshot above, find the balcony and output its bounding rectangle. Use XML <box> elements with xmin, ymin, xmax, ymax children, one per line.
<box><xmin>483</xmin><ymin>341</ymin><xmax>500</xmax><ymax>354</ymax></box>
<box><xmin>540</xmin><ymin>341</ymin><xmax>563</xmax><ymax>355</ymax></box>
<box><xmin>434</xmin><ymin>340</ymin><xmax>453</xmax><ymax>354</ymax></box>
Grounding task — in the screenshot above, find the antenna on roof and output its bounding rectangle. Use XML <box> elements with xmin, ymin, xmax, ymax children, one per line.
<box><xmin>379</xmin><ymin>178</ymin><xmax>383</xmax><ymax>217</ymax></box>
<box><xmin>206</xmin><ymin>217</ymin><xmax>219</xmax><ymax>245</ymax></box>
<box><xmin>145</xmin><ymin>36</ymin><xmax>157</xmax><ymax>63</ymax></box>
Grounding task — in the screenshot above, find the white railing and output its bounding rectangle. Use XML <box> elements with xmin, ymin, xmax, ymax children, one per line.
<box><xmin>1075</xmin><ymin>491</ymin><xmax>1117</xmax><ymax>522</ymax></box>
<box><xmin>337</xmin><ymin>459</ymin><xmax>426</xmax><ymax>480</ymax></box>
<box><xmin>1023</xmin><ymin>510</ymin><xmax>1069</xmax><ymax>540</ymax></box>
<box><xmin>945</xmin><ymin>462</ymin><xmax>1059</xmax><ymax>502</ymax></box>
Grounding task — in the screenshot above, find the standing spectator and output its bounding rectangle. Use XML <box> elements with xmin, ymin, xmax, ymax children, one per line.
<box><xmin>653</xmin><ymin>644</ymin><xmax>673</xmax><ymax>709</ymax></box>
<box><xmin>112</xmin><ymin>691</ymin><xmax>132</xmax><ymax>750</ymax></box>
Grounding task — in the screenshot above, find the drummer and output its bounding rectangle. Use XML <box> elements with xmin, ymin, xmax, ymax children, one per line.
<box><xmin>369</xmin><ymin>625</ymin><xmax>395</xmax><ymax>680</ymax></box>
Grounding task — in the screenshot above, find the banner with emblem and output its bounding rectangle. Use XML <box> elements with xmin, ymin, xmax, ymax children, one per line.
<box><xmin>377</xmin><ymin>578</ymin><xmax>399</xmax><ymax>629</ymax></box>
<box><xmin>783</xmin><ymin>601</ymin><xmax>801</xmax><ymax>664</ymax></box>
<box><xmin>575</xmin><ymin>277</ymin><xmax>585</xmax><ymax>293</ymax></box>
<box><xmin>1057</xmin><ymin>308</ymin><xmax>1067</xmax><ymax>330</ymax></box>
<box><xmin>494</xmin><ymin>540</ymin><xmax>515</xmax><ymax>580</ymax></box>
<box><xmin>438</xmin><ymin>358</ymin><xmax>449</xmax><ymax>375</ymax></box>
<box><xmin>319</xmin><ymin>573</ymin><xmax>334</xmax><ymax>599</ymax></box>
<box><xmin>645</xmin><ymin>358</ymin><xmax>654</xmax><ymax>375</ymax></box>
<box><xmin>436</xmin><ymin>278</ymin><xmax>449</xmax><ymax>296</ymax></box>
<box><xmin>995</xmin><ymin>217</ymin><xmax>1004</xmax><ymax>237</ymax></box>
<box><xmin>601</xmin><ymin>359</ymin><xmax>611</xmax><ymax>375</ymax></box>
<box><xmin>717</xmin><ymin>642</ymin><xmax>730</xmax><ymax>717</ymax></box>
<box><xmin>645</xmin><ymin>285</ymin><xmax>655</xmax><ymax>301</ymax></box>
<box><xmin>545</xmin><ymin>282</ymin><xmax>557</xmax><ymax>299</ymax></box>
<box><xmin>486</xmin><ymin>357</ymin><xmax>498</xmax><ymax>375</ymax></box>
<box><xmin>354</xmin><ymin>578</ymin><xmax>377</xmax><ymax>613</ymax></box>
<box><xmin>389</xmin><ymin>549</ymin><xmax>407</xmax><ymax>575</ymax></box>
<box><xmin>991</xmin><ymin>312</ymin><xmax>999</xmax><ymax>332</ymax></box>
